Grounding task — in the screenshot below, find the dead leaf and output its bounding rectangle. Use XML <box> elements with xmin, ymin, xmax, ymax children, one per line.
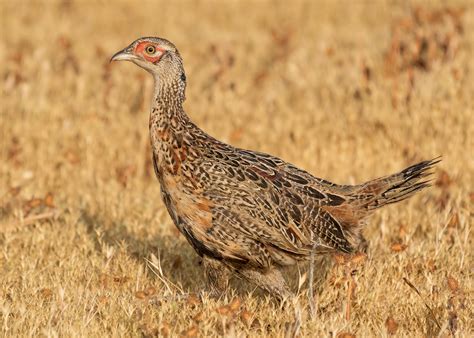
<box><xmin>228</xmin><ymin>297</ymin><xmax>241</xmax><ymax>312</ymax></box>
<box><xmin>186</xmin><ymin>294</ymin><xmax>201</xmax><ymax>308</ymax></box>
<box><xmin>39</xmin><ymin>288</ymin><xmax>53</xmax><ymax>299</ymax></box>
<box><xmin>216</xmin><ymin>305</ymin><xmax>230</xmax><ymax>316</ymax></box>
<box><xmin>350</xmin><ymin>252</ymin><xmax>367</xmax><ymax>265</ymax></box>
<box><xmin>398</xmin><ymin>223</ymin><xmax>408</xmax><ymax>237</ymax></box>
<box><xmin>465</xmin><ymin>191</ymin><xmax>474</xmax><ymax>203</ymax></box>
<box><xmin>115</xmin><ymin>164</ymin><xmax>137</xmax><ymax>187</ymax></box>
<box><xmin>384</xmin><ymin>6</ymin><xmax>464</xmax><ymax>77</ymax></box>
<box><xmin>426</xmin><ymin>259</ymin><xmax>436</xmax><ymax>272</ymax></box>
<box><xmin>144</xmin><ymin>286</ymin><xmax>156</xmax><ymax>296</ymax></box>
<box><xmin>436</xmin><ymin>169</ymin><xmax>452</xmax><ymax>188</ymax></box>
<box><xmin>447</xmin><ymin>212</ymin><xmax>459</xmax><ymax>228</ymax></box>
<box><xmin>333</xmin><ymin>254</ymin><xmax>346</xmax><ymax>265</ymax></box>
<box><xmin>250</xmin><ymin>318</ymin><xmax>261</xmax><ymax>330</ymax></box>
<box><xmin>385</xmin><ymin>316</ymin><xmax>398</xmax><ymax>335</ymax></box>
<box><xmin>447</xmin><ymin>276</ymin><xmax>459</xmax><ymax>292</ymax></box>
<box><xmin>193</xmin><ymin>311</ymin><xmax>205</xmax><ymax>322</ymax></box>
<box><xmin>26</xmin><ymin>198</ymin><xmax>43</xmax><ymax>210</ymax></box>
<box><xmin>181</xmin><ymin>325</ymin><xmax>198</xmax><ymax>337</ymax></box>
<box><xmin>44</xmin><ymin>193</ymin><xmax>54</xmax><ymax>208</ymax></box>
<box><xmin>113</xmin><ymin>276</ymin><xmax>129</xmax><ymax>284</ymax></box>
<box><xmin>65</xmin><ymin>149</ymin><xmax>81</xmax><ymax>164</ymax></box>
<box><xmin>10</xmin><ymin>186</ymin><xmax>21</xmax><ymax>197</ymax></box>
<box><xmin>135</xmin><ymin>291</ymin><xmax>146</xmax><ymax>299</ymax></box>
<box><xmin>161</xmin><ymin>322</ymin><xmax>170</xmax><ymax>337</ymax></box>
<box><xmin>336</xmin><ymin>332</ymin><xmax>356</xmax><ymax>338</ymax></box>
<box><xmin>391</xmin><ymin>243</ymin><xmax>407</xmax><ymax>252</ymax></box>
<box><xmin>436</xmin><ymin>190</ymin><xmax>451</xmax><ymax>210</ymax></box>
<box><xmin>448</xmin><ymin>311</ymin><xmax>458</xmax><ymax>335</ymax></box>
<box><xmin>240</xmin><ymin>310</ymin><xmax>253</xmax><ymax>327</ymax></box>
<box><xmin>229</xmin><ymin>128</ymin><xmax>243</xmax><ymax>143</ymax></box>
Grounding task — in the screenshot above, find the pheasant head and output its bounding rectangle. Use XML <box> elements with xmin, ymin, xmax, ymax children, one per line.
<box><xmin>111</xmin><ymin>37</ymin><xmax>186</xmax><ymax>101</ymax></box>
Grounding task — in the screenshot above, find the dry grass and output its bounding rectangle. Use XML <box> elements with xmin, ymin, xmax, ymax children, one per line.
<box><xmin>1</xmin><ymin>0</ymin><xmax>473</xmax><ymax>336</ymax></box>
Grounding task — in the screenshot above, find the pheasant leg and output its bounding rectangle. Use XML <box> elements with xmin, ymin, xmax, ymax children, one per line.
<box><xmin>202</xmin><ymin>256</ymin><xmax>230</xmax><ymax>297</ymax></box>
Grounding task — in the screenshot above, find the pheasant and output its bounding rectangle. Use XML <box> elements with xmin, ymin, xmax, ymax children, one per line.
<box><xmin>111</xmin><ymin>37</ymin><xmax>439</xmax><ymax>299</ymax></box>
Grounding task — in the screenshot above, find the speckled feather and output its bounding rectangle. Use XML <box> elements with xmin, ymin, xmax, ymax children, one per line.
<box><xmin>113</xmin><ymin>37</ymin><xmax>439</xmax><ymax>297</ymax></box>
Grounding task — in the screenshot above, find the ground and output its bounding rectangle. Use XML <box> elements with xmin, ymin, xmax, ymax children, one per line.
<box><xmin>1</xmin><ymin>0</ymin><xmax>473</xmax><ymax>336</ymax></box>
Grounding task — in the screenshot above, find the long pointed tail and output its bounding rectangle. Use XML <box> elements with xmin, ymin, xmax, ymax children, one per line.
<box><xmin>358</xmin><ymin>157</ymin><xmax>441</xmax><ymax>210</ymax></box>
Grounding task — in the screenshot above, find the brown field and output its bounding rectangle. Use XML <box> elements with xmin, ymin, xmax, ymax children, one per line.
<box><xmin>1</xmin><ymin>0</ymin><xmax>473</xmax><ymax>336</ymax></box>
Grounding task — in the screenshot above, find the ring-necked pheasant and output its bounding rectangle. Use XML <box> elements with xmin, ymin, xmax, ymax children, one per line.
<box><xmin>111</xmin><ymin>37</ymin><xmax>439</xmax><ymax>299</ymax></box>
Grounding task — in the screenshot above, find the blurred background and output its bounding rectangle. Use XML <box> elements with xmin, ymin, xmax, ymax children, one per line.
<box><xmin>1</xmin><ymin>0</ymin><xmax>472</xmax><ymax>336</ymax></box>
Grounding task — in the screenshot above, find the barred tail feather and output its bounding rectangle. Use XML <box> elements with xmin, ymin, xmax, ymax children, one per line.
<box><xmin>362</xmin><ymin>157</ymin><xmax>441</xmax><ymax>210</ymax></box>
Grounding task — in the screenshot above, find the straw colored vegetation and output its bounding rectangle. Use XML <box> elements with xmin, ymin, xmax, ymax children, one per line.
<box><xmin>1</xmin><ymin>0</ymin><xmax>472</xmax><ymax>336</ymax></box>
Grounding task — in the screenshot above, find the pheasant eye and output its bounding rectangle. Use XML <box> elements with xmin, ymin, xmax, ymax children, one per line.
<box><xmin>145</xmin><ymin>45</ymin><xmax>156</xmax><ymax>54</ymax></box>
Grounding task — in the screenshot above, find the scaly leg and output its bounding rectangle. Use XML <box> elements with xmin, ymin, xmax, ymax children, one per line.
<box><xmin>202</xmin><ymin>256</ymin><xmax>230</xmax><ymax>297</ymax></box>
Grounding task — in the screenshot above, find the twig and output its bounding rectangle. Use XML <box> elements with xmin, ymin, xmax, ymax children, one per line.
<box><xmin>402</xmin><ymin>277</ymin><xmax>441</xmax><ymax>330</ymax></box>
<box><xmin>11</xmin><ymin>211</ymin><xmax>59</xmax><ymax>227</ymax></box>
<box><xmin>290</xmin><ymin>303</ymin><xmax>302</xmax><ymax>338</ymax></box>
<box><xmin>146</xmin><ymin>253</ymin><xmax>184</xmax><ymax>295</ymax></box>
<box><xmin>345</xmin><ymin>272</ymin><xmax>355</xmax><ymax>321</ymax></box>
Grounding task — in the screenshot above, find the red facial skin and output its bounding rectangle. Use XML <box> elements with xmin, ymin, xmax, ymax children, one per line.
<box><xmin>134</xmin><ymin>41</ymin><xmax>165</xmax><ymax>63</ymax></box>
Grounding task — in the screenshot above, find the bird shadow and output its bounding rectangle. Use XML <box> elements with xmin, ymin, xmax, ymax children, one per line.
<box><xmin>79</xmin><ymin>208</ymin><xmax>334</xmax><ymax>301</ymax></box>
<box><xmin>80</xmin><ymin>208</ymin><xmax>205</xmax><ymax>293</ymax></box>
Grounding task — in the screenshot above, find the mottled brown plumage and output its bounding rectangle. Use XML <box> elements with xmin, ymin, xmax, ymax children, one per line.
<box><xmin>111</xmin><ymin>37</ymin><xmax>439</xmax><ymax>299</ymax></box>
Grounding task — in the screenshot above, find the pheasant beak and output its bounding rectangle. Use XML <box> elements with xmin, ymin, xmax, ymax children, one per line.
<box><xmin>110</xmin><ymin>48</ymin><xmax>139</xmax><ymax>63</ymax></box>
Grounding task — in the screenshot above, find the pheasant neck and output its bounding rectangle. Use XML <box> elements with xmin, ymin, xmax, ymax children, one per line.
<box><xmin>149</xmin><ymin>75</ymin><xmax>192</xmax><ymax>174</ymax></box>
<box><xmin>150</xmin><ymin>75</ymin><xmax>189</xmax><ymax>129</ymax></box>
